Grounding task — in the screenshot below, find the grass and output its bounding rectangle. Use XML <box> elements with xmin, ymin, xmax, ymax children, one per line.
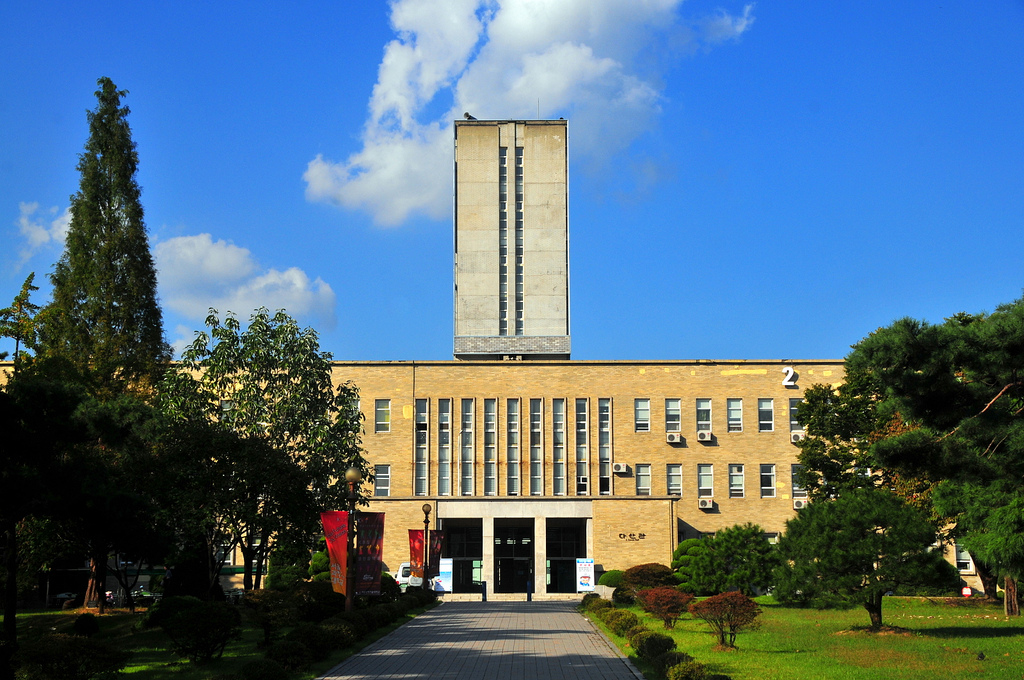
<box><xmin>13</xmin><ymin>601</ymin><xmax>438</xmax><ymax>679</ymax></box>
<box><xmin>587</xmin><ymin>597</ymin><xmax>1024</xmax><ymax>680</ymax></box>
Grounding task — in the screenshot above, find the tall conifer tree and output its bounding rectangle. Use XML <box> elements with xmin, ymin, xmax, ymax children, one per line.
<box><xmin>41</xmin><ymin>77</ymin><xmax>168</xmax><ymax>395</ymax></box>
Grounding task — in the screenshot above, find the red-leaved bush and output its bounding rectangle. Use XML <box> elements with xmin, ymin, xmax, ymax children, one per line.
<box><xmin>635</xmin><ymin>587</ymin><xmax>695</xmax><ymax>628</ymax></box>
<box><xmin>688</xmin><ymin>591</ymin><xmax>761</xmax><ymax>648</ymax></box>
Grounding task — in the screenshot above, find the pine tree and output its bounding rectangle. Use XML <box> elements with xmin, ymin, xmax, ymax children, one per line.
<box><xmin>40</xmin><ymin>77</ymin><xmax>168</xmax><ymax>395</ymax></box>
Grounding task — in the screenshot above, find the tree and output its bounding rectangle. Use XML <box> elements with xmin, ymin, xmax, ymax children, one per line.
<box><xmin>0</xmin><ymin>274</ymin><xmax>40</xmax><ymax>367</ymax></box>
<box><xmin>846</xmin><ymin>299</ymin><xmax>1024</xmax><ymax>615</ymax></box>
<box><xmin>774</xmin><ymin>488</ymin><xmax>958</xmax><ymax>630</ymax></box>
<box><xmin>635</xmin><ymin>587</ymin><xmax>694</xmax><ymax>629</ymax></box>
<box><xmin>688</xmin><ymin>591</ymin><xmax>761</xmax><ymax>649</ymax></box>
<box><xmin>39</xmin><ymin>77</ymin><xmax>169</xmax><ymax>396</ymax></box>
<box><xmin>690</xmin><ymin>523</ymin><xmax>777</xmax><ymax>596</ymax></box>
<box><xmin>671</xmin><ymin>539</ymin><xmax>706</xmax><ymax>594</ymax></box>
<box><xmin>159</xmin><ymin>308</ymin><xmax>365</xmax><ymax>589</ymax></box>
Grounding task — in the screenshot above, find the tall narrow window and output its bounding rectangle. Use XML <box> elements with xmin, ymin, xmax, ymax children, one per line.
<box><xmin>758</xmin><ymin>398</ymin><xmax>774</xmax><ymax>432</ymax></box>
<box><xmin>667</xmin><ymin>464</ymin><xmax>682</xmax><ymax>495</ymax></box>
<box><xmin>506</xmin><ymin>399</ymin><xmax>520</xmax><ymax>496</ymax></box>
<box><xmin>697</xmin><ymin>464</ymin><xmax>714</xmax><ymax>498</ymax></box>
<box><xmin>484</xmin><ymin>399</ymin><xmax>497</xmax><ymax>496</ymax></box>
<box><xmin>727</xmin><ymin>398</ymin><xmax>743</xmax><ymax>432</ymax></box>
<box><xmin>791</xmin><ymin>464</ymin><xmax>807</xmax><ymax>499</ymax></box>
<box><xmin>954</xmin><ymin>544</ymin><xmax>973</xmax><ymax>572</ymax></box>
<box><xmin>598</xmin><ymin>398</ymin><xmax>612</xmax><ymax>495</ymax></box>
<box><xmin>575</xmin><ymin>398</ymin><xmax>589</xmax><ymax>495</ymax></box>
<box><xmin>760</xmin><ymin>464</ymin><xmax>776</xmax><ymax>498</ymax></box>
<box><xmin>634</xmin><ymin>398</ymin><xmax>650</xmax><ymax>432</ymax></box>
<box><xmin>414</xmin><ymin>399</ymin><xmax>428</xmax><ymax>496</ymax></box>
<box><xmin>789</xmin><ymin>398</ymin><xmax>803</xmax><ymax>431</ymax></box>
<box><xmin>635</xmin><ymin>464</ymin><xmax>651</xmax><ymax>496</ymax></box>
<box><xmin>665</xmin><ymin>398</ymin><xmax>681</xmax><ymax>432</ymax></box>
<box><xmin>514</xmin><ymin>146</ymin><xmax>524</xmax><ymax>335</ymax></box>
<box><xmin>729</xmin><ymin>464</ymin><xmax>745</xmax><ymax>498</ymax></box>
<box><xmin>696</xmin><ymin>399</ymin><xmax>712</xmax><ymax>432</ymax></box>
<box><xmin>460</xmin><ymin>399</ymin><xmax>474</xmax><ymax>496</ymax></box>
<box><xmin>438</xmin><ymin>399</ymin><xmax>451</xmax><ymax>495</ymax></box>
<box><xmin>375</xmin><ymin>399</ymin><xmax>390</xmax><ymax>433</ymax></box>
<box><xmin>374</xmin><ymin>465</ymin><xmax>391</xmax><ymax>496</ymax></box>
<box><xmin>498</xmin><ymin>146</ymin><xmax>509</xmax><ymax>336</ymax></box>
<box><xmin>529</xmin><ymin>398</ymin><xmax>543</xmax><ymax>495</ymax></box>
<box><xmin>552</xmin><ymin>399</ymin><xmax>566</xmax><ymax>495</ymax></box>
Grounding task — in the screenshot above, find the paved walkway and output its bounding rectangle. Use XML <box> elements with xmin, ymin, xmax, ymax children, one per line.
<box><xmin>318</xmin><ymin>601</ymin><xmax>642</xmax><ymax>680</ymax></box>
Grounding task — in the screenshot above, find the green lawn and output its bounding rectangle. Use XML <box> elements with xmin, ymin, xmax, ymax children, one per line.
<box><xmin>588</xmin><ymin>597</ymin><xmax>1024</xmax><ymax>680</ymax></box>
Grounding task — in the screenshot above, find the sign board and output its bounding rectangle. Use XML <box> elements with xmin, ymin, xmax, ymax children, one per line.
<box><xmin>962</xmin><ymin>586</ymin><xmax>972</xmax><ymax>597</ymax></box>
<box><xmin>576</xmin><ymin>558</ymin><xmax>595</xmax><ymax>592</ymax></box>
<box><xmin>434</xmin><ymin>558</ymin><xmax>454</xmax><ymax>593</ymax></box>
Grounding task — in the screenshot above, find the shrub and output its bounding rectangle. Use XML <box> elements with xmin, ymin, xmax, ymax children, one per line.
<box><xmin>232</xmin><ymin>658</ymin><xmax>290</xmax><ymax>680</ymax></box>
<box><xmin>596</xmin><ymin>607</ymin><xmax>619</xmax><ymax>623</ymax></box>
<box><xmin>294</xmin><ymin>580</ymin><xmax>345</xmax><ymax>622</ymax></box>
<box><xmin>598</xmin><ymin>570</ymin><xmax>625</xmax><ymax>587</ymax></box>
<box><xmin>666</xmin><ymin>661</ymin><xmax>710</xmax><ymax>680</ymax></box>
<box><xmin>162</xmin><ymin>601</ymin><xmax>243</xmax><ymax>663</ymax></box>
<box><xmin>631</xmin><ymin>631</ymin><xmax>676</xmax><ymax>660</ymax></box>
<box><xmin>327</xmin><ymin>610</ymin><xmax>371</xmax><ymax>639</ymax></box>
<box><xmin>612</xmin><ymin>586</ymin><xmax>634</xmax><ymax>605</ymax></box>
<box><xmin>672</xmin><ymin>539</ymin><xmax>707</xmax><ymax>593</ymax></box>
<box><xmin>320</xmin><ymin>618</ymin><xmax>358</xmax><ymax>650</ymax></box>
<box><xmin>689</xmin><ymin>592</ymin><xmax>762</xmax><ymax>649</ymax></box>
<box><xmin>653</xmin><ymin>650</ymin><xmax>695</xmax><ymax>674</ymax></box>
<box><xmin>285</xmin><ymin>622</ymin><xmax>337</xmax><ymax>661</ymax></box>
<box><xmin>579</xmin><ymin>592</ymin><xmax>601</xmax><ymax>609</ymax></box>
<box><xmin>72</xmin><ymin>612</ymin><xmax>100</xmax><ymax>637</ymax></box>
<box><xmin>374</xmin><ymin>572</ymin><xmax>403</xmax><ymax>603</ymax></box>
<box><xmin>624</xmin><ymin>625</ymin><xmax>648</xmax><ymax>641</ymax></box>
<box><xmin>586</xmin><ymin>598</ymin><xmax>613</xmax><ymax>615</ymax></box>
<box><xmin>622</xmin><ymin>563</ymin><xmax>677</xmax><ymax>596</ymax></box>
<box><xmin>142</xmin><ymin>595</ymin><xmax>203</xmax><ymax>629</ymax></box>
<box><xmin>264</xmin><ymin>639</ymin><xmax>313</xmax><ymax>671</ymax></box>
<box><xmin>242</xmin><ymin>589</ymin><xmax>298</xmax><ymax>647</ymax></box>
<box><xmin>604</xmin><ymin>610</ymin><xmax>640</xmax><ymax>637</ymax></box>
<box><xmin>15</xmin><ymin>634</ymin><xmax>131</xmax><ymax>680</ymax></box>
<box><xmin>636</xmin><ymin>587</ymin><xmax>695</xmax><ymax>628</ymax></box>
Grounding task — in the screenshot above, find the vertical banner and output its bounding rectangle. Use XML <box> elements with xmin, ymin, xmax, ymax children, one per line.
<box><xmin>356</xmin><ymin>512</ymin><xmax>385</xmax><ymax>596</ymax></box>
<box><xmin>576</xmin><ymin>558</ymin><xmax>595</xmax><ymax>592</ymax></box>
<box><xmin>408</xmin><ymin>529</ymin><xmax>425</xmax><ymax>582</ymax></box>
<box><xmin>427</xmin><ymin>530</ymin><xmax>445</xmax><ymax>578</ymax></box>
<box><xmin>320</xmin><ymin>511</ymin><xmax>349</xmax><ymax>595</ymax></box>
<box><xmin>435</xmin><ymin>558</ymin><xmax>454</xmax><ymax>593</ymax></box>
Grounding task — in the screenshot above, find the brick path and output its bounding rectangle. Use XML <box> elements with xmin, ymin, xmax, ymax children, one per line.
<box><xmin>318</xmin><ymin>601</ymin><xmax>642</xmax><ymax>680</ymax></box>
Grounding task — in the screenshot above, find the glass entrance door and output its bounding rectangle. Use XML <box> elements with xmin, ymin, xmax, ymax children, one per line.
<box><xmin>494</xmin><ymin>521</ymin><xmax>534</xmax><ymax>593</ymax></box>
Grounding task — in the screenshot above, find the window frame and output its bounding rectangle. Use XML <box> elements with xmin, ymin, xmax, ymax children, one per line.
<box><xmin>697</xmin><ymin>463</ymin><xmax>714</xmax><ymax>498</ymax></box>
<box><xmin>667</xmin><ymin>463</ymin><xmax>682</xmax><ymax>496</ymax></box>
<box><xmin>727</xmin><ymin>398</ymin><xmax>743</xmax><ymax>432</ymax></box>
<box><xmin>665</xmin><ymin>398</ymin><xmax>681</xmax><ymax>433</ymax></box>
<box><xmin>758</xmin><ymin>398</ymin><xmax>774</xmax><ymax>432</ymax></box>
<box><xmin>374</xmin><ymin>464</ymin><xmax>391</xmax><ymax>497</ymax></box>
<box><xmin>696</xmin><ymin>398</ymin><xmax>712</xmax><ymax>432</ymax></box>
<box><xmin>374</xmin><ymin>399</ymin><xmax>391</xmax><ymax>433</ymax></box>
<box><xmin>634</xmin><ymin>398</ymin><xmax>651</xmax><ymax>432</ymax></box>
<box><xmin>729</xmin><ymin>463</ymin><xmax>745</xmax><ymax>498</ymax></box>
<box><xmin>635</xmin><ymin>463</ymin><xmax>652</xmax><ymax>496</ymax></box>
<box><xmin>760</xmin><ymin>463</ymin><xmax>776</xmax><ymax>498</ymax></box>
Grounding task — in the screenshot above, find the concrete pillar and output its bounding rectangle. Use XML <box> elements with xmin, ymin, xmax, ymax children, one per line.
<box><xmin>482</xmin><ymin>515</ymin><xmax>495</xmax><ymax>592</ymax></box>
<box><xmin>534</xmin><ymin>515</ymin><xmax>547</xmax><ymax>594</ymax></box>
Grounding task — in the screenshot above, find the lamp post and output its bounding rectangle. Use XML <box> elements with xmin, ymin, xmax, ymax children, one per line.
<box><xmin>421</xmin><ymin>503</ymin><xmax>431</xmax><ymax>590</ymax></box>
<box><xmin>345</xmin><ymin>467</ymin><xmax>362</xmax><ymax>613</ymax></box>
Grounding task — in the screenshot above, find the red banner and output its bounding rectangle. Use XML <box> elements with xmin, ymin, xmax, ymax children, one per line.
<box><xmin>427</xmin><ymin>530</ymin><xmax>444</xmax><ymax>578</ymax></box>
<box><xmin>320</xmin><ymin>511</ymin><xmax>348</xmax><ymax>595</ymax></box>
<box><xmin>409</xmin><ymin>529</ymin><xmax>425</xmax><ymax>580</ymax></box>
<box><xmin>356</xmin><ymin>512</ymin><xmax>385</xmax><ymax>596</ymax></box>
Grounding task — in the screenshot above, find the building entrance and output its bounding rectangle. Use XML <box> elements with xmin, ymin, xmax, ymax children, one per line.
<box><xmin>494</xmin><ymin>520</ymin><xmax>534</xmax><ymax>593</ymax></box>
<box><xmin>546</xmin><ymin>519</ymin><xmax>585</xmax><ymax>593</ymax></box>
<box><xmin>442</xmin><ymin>519</ymin><xmax>482</xmax><ymax>593</ymax></box>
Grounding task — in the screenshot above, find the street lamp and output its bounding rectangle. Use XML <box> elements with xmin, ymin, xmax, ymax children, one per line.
<box><xmin>345</xmin><ymin>467</ymin><xmax>362</xmax><ymax>612</ymax></box>
<box><xmin>421</xmin><ymin>503</ymin><xmax>432</xmax><ymax>590</ymax></box>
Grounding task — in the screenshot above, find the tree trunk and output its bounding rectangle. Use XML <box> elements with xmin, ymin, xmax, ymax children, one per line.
<box><xmin>1</xmin><ymin>519</ymin><xmax>19</xmax><ymax>680</ymax></box>
<box><xmin>863</xmin><ymin>593</ymin><xmax>884</xmax><ymax>630</ymax></box>
<box><xmin>83</xmin><ymin>552</ymin><xmax>108</xmax><ymax>613</ymax></box>
<box><xmin>971</xmin><ymin>555</ymin><xmax>999</xmax><ymax>601</ymax></box>
<box><xmin>240</xmin><ymin>544</ymin><xmax>255</xmax><ymax>591</ymax></box>
<box><xmin>1005</xmin><ymin>577</ymin><xmax>1019</xmax><ymax>617</ymax></box>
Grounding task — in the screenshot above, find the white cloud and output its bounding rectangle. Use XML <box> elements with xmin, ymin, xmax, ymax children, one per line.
<box><xmin>16</xmin><ymin>202</ymin><xmax>70</xmax><ymax>263</ymax></box>
<box><xmin>154</xmin><ymin>233</ymin><xmax>336</xmax><ymax>328</ymax></box>
<box><xmin>306</xmin><ymin>0</ymin><xmax>756</xmax><ymax>226</ymax></box>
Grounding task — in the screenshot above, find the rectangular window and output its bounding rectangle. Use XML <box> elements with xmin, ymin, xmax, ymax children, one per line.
<box><xmin>375</xmin><ymin>399</ymin><xmax>390</xmax><ymax>433</ymax></box>
<box><xmin>484</xmin><ymin>399</ymin><xmax>497</xmax><ymax>496</ymax></box>
<box><xmin>667</xmin><ymin>463</ymin><xmax>682</xmax><ymax>495</ymax></box>
<box><xmin>552</xmin><ymin>398</ymin><xmax>566</xmax><ymax>495</ymax></box>
<box><xmin>514</xmin><ymin>146</ymin><xmax>525</xmax><ymax>336</ymax></box>
<box><xmin>727</xmin><ymin>398</ymin><xmax>742</xmax><ymax>432</ymax></box>
<box><xmin>374</xmin><ymin>464</ymin><xmax>391</xmax><ymax>497</ymax></box>
<box><xmin>697</xmin><ymin>464</ymin><xmax>713</xmax><ymax>498</ymax></box>
<box><xmin>460</xmin><ymin>399</ymin><xmax>474</xmax><ymax>496</ymax></box>
<box><xmin>575</xmin><ymin>398</ymin><xmax>589</xmax><ymax>495</ymax></box>
<box><xmin>790</xmin><ymin>398</ymin><xmax>803</xmax><ymax>431</ymax></box>
<box><xmin>506</xmin><ymin>399</ymin><xmax>520</xmax><ymax>496</ymax></box>
<box><xmin>954</xmin><ymin>543</ymin><xmax>973</xmax><ymax>572</ymax></box>
<box><xmin>634</xmin><ymin>398</ymin><xmax>650</xmax><ymax>432</ymax></box>
<box><xmin>729</xmin><ymin>464</ymin><xmax>744</xmax><ymax>498</ymax></box>
<box><xmin>696</xmin><ymin>398</ymin><xmax>712</xmax><ymax>432</ymax></box>
<box><xmin>758</xmin><ymin>398</ymin><xmax>774</xmax><ymax>432</ymax></box>
<box><xmin>635</xmin><ymin>464</ymin><xmax>651</xmax><ymax>496</ymax></box>
<box><xmin>665</xmin><ymin>398</ymin><xmax>681</xmax><ymax>432</ymax></box>
<box><xmin>792</xmin><ymin>464</ymin><xmax>807</xmax><ymax>499</ymax></box>
<box><xmin>530</xmin><ymin>398</ymin><xmax>543</xmax><ymax>495</ymax></box>
<box><xmin>414</xmin><ymin>399</ymin><xmax>429</xmax><ymax>496</ymax></box>
<box><xmin>760</xmin><ymin>464</ymin><xmax>776</xmax><ymax>498</ymax></box>
<box><xmin>498</xmin><ymin>146</ymin><xmax>509</xmax><ymax>336</ymax></box>
<box><xmin>438</xmin><ymin>399</ymin><xmax>451</xmax><ymax>496</ymax></box>
<box><xmin>598</xmin><ymin>398</ymin><xmax>612</xmax><ymax>495</ymax></box>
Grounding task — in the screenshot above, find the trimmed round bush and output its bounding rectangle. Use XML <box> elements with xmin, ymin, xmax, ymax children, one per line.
<box><xmin>294</xmin><ymin>581</ymin><xmax>345</xmax><ymax>623</ymax></box>
<box><xmin>624</xmin><ymin>624</ymin><xmax>648</xmax><ymax>641</ymax></box>
<box><xmin>586</xmin><ymin>598</ymin><xmax>613</xmax><ymax>614</ymax></box>
<box><xmin>232</xmin><ymin>658</ymin><xmax>290</xmax><ymax>680</ymax></box>
<box><xmin>264</xmin><ymin>639</ymin><xmax>313</xmax><ymax>671</ymax></box>
<box><xmin>598</xmin><ymin>570</ymin><xmax>625</xmax><ymax>588</ymax></box>
<box><xmin>72</xmin><ymin>612</ymin><xmax>100</xmax><ymax>637</ymax></box>
<box><xmin>596</xmin><ymin>607</ymin><xmax>619</xmax><ymax>623</ymax></box>
<box><xmin>666</xmin><ymin>661</ymin><xmax>710</xmax><ymax>680</ymax></box>
<box><xmin>580</xmin><ymin>593</ymin><xmax>601</xmax><ymax>609</ymax></box>
<box><xmin>612</xmin><ymin>586</ymin><xmax>634</xmax><ymax>605</ymax></box>
<box><xmin>605</xmin><ymin>610</ymin><xmax>640</xmax><ymax>637</ymax></box>
<box><xmin>142</xmin><ymin>595</ymin><xmax>203</xmax><ymax>629</ymax></box>
<box><xmin>285</xmin><ymin>622</ymin><xmax>336</xmax><ymax>661</ymax></box>
<box><xmin>320</xmin><ymin>618</ymin><xmax>358</xmax><ymax>650</ymax></box>
<box><xmin>15</xmin><ymin>634</ymin><xmax>131</xmax><ymax>680</ymax></box>
<box><xmin>162</xmin><ymin>601</ymin><xmax>242</xmax><ymax>663</ymax></box>
<box><xmin>327</xmin><ymin>610</ymin><xmax>371</xmax><ymax>639</ymax></box>
<box><xmin>621</xmin><ymin>563</ymin><xmax>677</xmax><ymax>595</ymax></box>
<box><xmin>630</xmin><ymin>630</ymin><xmax>676</xmax><ymax>660</ymax></box>
<box><xmin>653</xmin><ymin>651</ymin><xmax>695</xmax><ymax>674</ymax></box>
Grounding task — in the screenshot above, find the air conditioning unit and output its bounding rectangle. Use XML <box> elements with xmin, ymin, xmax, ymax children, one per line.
<box><xmin>698</xmin><ymin>498</ymin><xmax>714</xmax><ymax>509</ymax></box>
<box><xmin>666</xmin><ymin>432</ymin><xmax>683</xmax><ymax>443</ymax></box>
<box><xmin>793</xmin><ymin>498</ymin><xmax>808</xmax><ymax>510</ymax></box>
<box><xmin>696</xmin><ymin>431</ymin><xmax>713</xmax><ymax>442</ymax></box>
<box><xmin>612</xmin><ymin>463</ymin><xmax>629</xmax><ymax>474</ymax></box>
<box><xmin>791</xmin><ymin>431</ymin><xmax>805</xmax><ymax>443</ymax></box>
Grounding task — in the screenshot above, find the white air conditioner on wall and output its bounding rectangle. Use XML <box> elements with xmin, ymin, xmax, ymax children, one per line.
<box><xmin>698</xmin><ymin>498</ymin><xmax>713</xmax><ymax>509</ymax></box>
<box><xmin>697</xmin><ymin>431</ymin><xmax>713</xmax><ymax>442</ymax></box>
<box><xmin>612</xmin><ymin>463</ymin><xmax>629</xmax><ymax>474</ymax></box>
<box><xmin>793</xmin><ymin>499</ymin><xmax>808</xmax><ymax>510</ymax></box>
<box><xmin>666</xmin><ymin>432</ymin><xmax>683</xmax><ymax>443</ymax></box>
<box><xmin>791</xmin><ymin>432</ymin><xmax>805</xmax><ymax>443</ymax></box>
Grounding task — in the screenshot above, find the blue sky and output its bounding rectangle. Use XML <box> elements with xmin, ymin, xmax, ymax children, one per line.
<box><xmin>2</xmin><ymin>1</ymin><xmax>1022</xmax><ymax>362</ymax></box>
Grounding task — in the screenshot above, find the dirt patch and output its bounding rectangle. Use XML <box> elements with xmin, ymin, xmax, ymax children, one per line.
<box><xmin>833</xmin><ymin>625</ymin><xmax>917</xmax><ymax>636</ymax></box>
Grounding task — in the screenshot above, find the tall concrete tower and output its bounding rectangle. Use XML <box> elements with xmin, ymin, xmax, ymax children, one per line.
<box><xmin>453</xmin><ymin>119</ymin><xmax>570</xmax><ymax>360</ymax></box>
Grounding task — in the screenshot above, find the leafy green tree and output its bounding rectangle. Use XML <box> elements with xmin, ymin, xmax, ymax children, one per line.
<box><xmin>0</xmin><ymin>274</ymin><xmax>40</xmax><ymax>367</ymax></box>
<box><xmin>159</xmin><ymin>308</ymin><xmax>365</xmax><ymax>589</ymax></box>
<box><xmin>691</xmin><ymin>523</ymin><xmax>777</xmax><ymax>596</ymax></box>
<box><xmin>39</xmin><ymin>77</ymin><xmax>169</xmax><ymax>396</ymax></box>
<box><xmin>774</xmin><ymin>488</ymin><xmax>958</xmax><ymax>630</ymax></box>
<box><xmin>671</xmin><ymin>539</ymin><xmax>705</xmax><ymax>593</ymax></box>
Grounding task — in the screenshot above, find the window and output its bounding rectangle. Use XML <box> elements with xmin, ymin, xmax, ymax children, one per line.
<box><xmin>760</xmin><ymin>464</ymin><xmax>776</xmax><ymax>498</ymax></box>
<box><xmin>460</xmin><ymin>399</ymin><xmax>474</xmax><ymax>496</ymax></box>
<box><xmin>598</xmin><ymin>398</ymin><xmax>612</xmax><ymax>494</ymax></box>
<box><xmin>438</xmin><ymin>399</ymin><xmax>451</xmax><ymax>496</ymax></box>
<box><xmin>635</xmin><ymin>464</ymin><xmax>651</xmax><ymax>496</ymax></box>
<box><xmin>954</xmin><ymin>544</ymin><xmax>973</xmax><ymax>572</ymax></box>
<box><xmin>727</xmin><ymin>398</ymin><xmax>742</xmax><ymax>432</ymax></box>
<box><xmin>484</xmin><ymin>399</ymin><xmax>497</xmax><ymax>496</ymax></box>
<box><xmin>729</xmin><ymin>464</ymin><xmax>744</xmax><ymax>498</ymax></box>
<box><xmin>506</xmin><ymin>399</ymin><xmax>520</xmax><ymax>496</ymax></box>
<box><xmin>697</xmin><ymin>464</ymin><xmax>713</xmax><ymax>497</ymax></box>
<box><xmin>414</xmin><ymin>399</ymin><xmax>428</xmax><ymax>496</ymax></box>
<box><xmin>758</xmin><ymin>398</ymin><xmax>774</xmax><ymax>432</ymax></box>
<box><xmin>696</xmin><ymin>399</ymin><xmax>711</xmax><ymax>432</ymax></box>
<box><xmin>665</xmin><ymin>399</ymin><xmax>681</xmax><ymax>432</ymax></box>
<box><xmin>789</xmin><ymin>398</ymin><xmax>803</xmax><ymax>431</ymax></box>
<box><xmin>791</xmin><ymin>464</ymin><xmax>807</xmax><ymax>499</ymax></box>
<box><xmin>764</xmin><ymin>532</ymin><xmax>780</xmax><ymax>545</ymax></box>
<box><xmin>667</xmin><ymin>463</ymin><xmax>682</xmax><ymax>495</ymax></box>
<box><xmin>374</xmin><ymin>399</ymin><xmax>390</xmax><ymax>433</ymax></box>
<box><xmin>634</xmin><ymin>398</ymin><xmax>650</xmax><ymax>432</ymax></box>
<box><xmin>374</xmin><ymin>465</ymin><xmax>391</xmax><ymax>496</ymax></box>
<box><xmin>575</xmin><ymin>398</ymin><xmax>589</xmax><ymax>495</ymax></box>
<box><xmin>530</xmin><ymin>398</ymin><xmax>543</xmax><ymax>495</ymax></box>
<box><xmin>498</xmin><ymin>146</ymin><xmax>509</xmax><ymax>336</ymax></box>
<box><xmin>553</xmin><ymin>398</ymin><xmax>566</xmax><ymax>495</ymax></box>
<box><xmin>514</xmin><ymin>146</ymin><xmax>525</xmax><ymax>336</ymax></box>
